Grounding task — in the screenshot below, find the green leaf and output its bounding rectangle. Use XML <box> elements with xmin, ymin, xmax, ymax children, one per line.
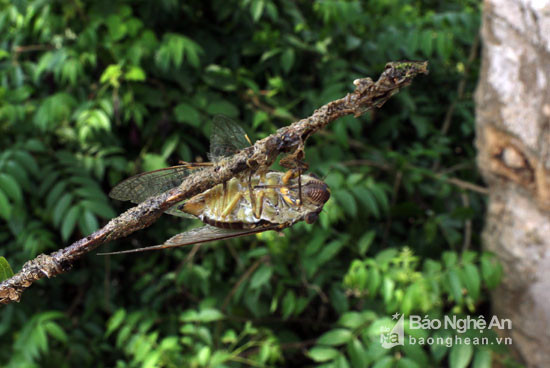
<box><xmin>307</xmin><ymin>239</ymin><xmax>346</xmax><ymax>278</ymax></box>
<box><xmin>206</xmin><ymin>100</ymin><xmax>239</xmax><ymax>118</ymax></box>
<box><xmin>443</xmin><ymin>252</ymin><xmax>458</xmax><ymax>268</ymax></box>
<box><xmin>253</xmin><ymin>111</ymin><xmax>268</xmax><ymax>129</ymax></box>
<box><xmin>402</xmin><ymin>342</ymin><xmax>430</xmax><ymax>366</ymax></box>
<box><xmin>347</xmin><ymin>338</ymin><xmax>368</xmax><ymax>368</ymax></box>
<box><xmin>447</xmin><ymin>269</ymin><xmax>463</xmax><ymax>303</ymax></box>
<box><xmin>197</xmin><ymin>346</ymin><xmax>211</xmax><ymax>366</ymax></box>
<box><xmin>106</xmin><ymin>309</ymin><xmax>126</xmax><ymax>337</ymax></box>
<box><xmin>90</xmin><ymin>109</ymin><xmax>111</xmax><ymax>131</ymax></box>
<box><xmin>125</xmin><ymin>66</ymin><xmax>146</xmax><ymax>81</ymax></box>
<box><xmin>481</xmin><ymin>254</ymin><xmax>502</xmax><ymax>289</ymax></box>
<box><xmin>174</xmin><ymin>103</ymin><xmax>201</xmax><ymax>127</ymax></box>
<box><xmin>281</xmin><ymin>48</ymin><xmax>295</xmax><ymax>73</ymax></box>
<box><xmin>61</xmin><ymin>205</ymin><xmax>81</xmax><ymax>241</ymax></box>
<box><xmin>0</xmin><ymin>173</ymin><xmax>22</xmax><ymax>203</ymax></box>
<box><xmin>307</xmin><ymin>347</ymin><xmax>339</xmax><ymax>362</ymax></box>
<box><xmin>210</xmin><ymin>351</ymin><xmax>231</xmax><ymax>366</ymax></box>
<box><xmin>0</xmin><ymin>257</ymin><xmax>14</xmax><ymax>281</ymax></box>
<box><xmin>334</xmin><ymin>354</ymin><xmax>350</xmax><ymax>368</ymax></box>
<box><xmin>52</xmin><ymin>193</ymin><xmax>73</xmax><ymax>228</ymax></box>
<box><xmin>472</xmin><ymin>349</ymin><xmax>491</xmax><ymax>368</ymax></box>
<box><xmin>367</xmin><ymin>267</ymin><xmax>381</xmax><ymax>296</ymax></box>
<box><xmin>401</xmin><ymin>284</ymin><xmax>416</xmax><ymax>315</ymax></box>
<box><xmin>397</xmin><ymin>357</ymin><xmax>421</xmax><ymax>368</ymax></box>
<box><xmin>249</xmin><ymin>265</ymin><xmax>273</xmax><ymax>289</ymax></box>
<box><xmin>317</xmin><ymin>329</ymin><xmax>352</xmax><ymax>346</ymax></box>
<box><xmin>352</xmin><ymin>187</ymin><xmax>380</xmax><ymax>218</ymax></box>
<box><xmin>372</xmin><ymin>356</ymin><xmax>394</xmax><ymax>368</ymax></box>
<box><xmin>13</xmin><ymin>150</ymin><xmax>40</xmax><ymax>173</ymax></box>
<box><xmin>161</xmin><ymin>134</ymin><xmax>179</xmax><ymax>159</ymax></box>
<box><xmin>358</xmin><ymin>230</ymin><xmax>375</xmax><ymax>255</ymax></box>
<box><xmin>106</xmin><ymin>15</ymin><xmax>127</xmax><ymax>41</ymax></box>
<box><xmin>449</xmin><ymin>343</ymin><xmax>473</xmax><ymax>368</ymax></box>
<box><xmin>381</xmin><ymin>277</ymin><xmax>395</xmax><ymax>304</ymax></box>
<box><xmin>79</xmin><ymin>209</ymin><xmax>98</xmax><ymax>236</ymax></box>
<box><xmin>250</xmin><ymin>0</ymin><xmax>265</xmax><ymax>21</ymax></box>
<box><xmin>0</xmin><ymin>190</ymin><xmax>12</xmax><ymax>220</ymax></box>
<box><xmin>142</xmin><ymin>153</ymin><xmax>167</xmax><ymax>172</ymax></box>
<box><xmin>46</xmin><ymin>181</ymin><xmax>67</xmax><ymax>210</ymax></box>
<box><xmin>282</xmin><ymin>290</ymin><xmax>296</xmax><ymax>319</ymax></box>
<box><xmin>461</xmin><ymin>263</ymin><xmax>480</xmax><ymax>300</ymax></box>
<box><xmin>80</xmin><ymin>200</ymin><xmax>116</xmax><ymax>219</ymax></box>
<box><xmin>100</xmin><ymin>64</ymin><xmax>123</xmax><ymax>88</ymax></box>
<box><xmin>338</xmin><ymin>312</ymin><xmax>365</xmax><ymax>329</ymax></box>
<box><xmin>43</xmin><ymin>321</ymin><xmax>68</xmax><ymax>343</ymax></box>
<box><xmin>333</xmin><ymin>189</ymin><xmax>357</xmax><ymax>217</ymax></box>
<box><xmin>202</xmin><ymin>64</ymin><xmax>236</xmax><ymax>91</ymax></box>
<box><xmin>196</xmin><ymin>308</ymin><xmax>224</xmax><ymax>322</ymax></box>
<box><xmin>420</xmin><ymin>30</ymin><xmax>433</xmax><ymax>57</ymax></box>
<box><xmin>368</xmin><ymin>184</ymin><xmax>389</xmax><ymax>214</ymax></box>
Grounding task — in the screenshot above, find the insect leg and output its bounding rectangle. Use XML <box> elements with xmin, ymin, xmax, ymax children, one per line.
<box><xmin>254</xmin><ymin>172</ymin><xmax>268</xmax><ymax>218</ymax></box>
<box><xmin>247</xmin><ymin>171</ymin><xmax>259</xmax><ymax>218</ymax></box>
<box><xmin>281</xmin><ymin>169</ymin><xmax>296</xmax><ymax>185</ymax></box>
<box><xmin>297</xmin><ymin>167</ymin><xmax>302</xmax><ymax>206</ymax></box>
<box><xmin>222</xmin><ymin>181</ymin><xmax>228</xmax><ymax>214</ymax></box>
<box><xmin>253</xmin><ymin>191</ymin><xmax>265</xmax><ymax>219</ymax></box>
<box><xmin>180</xmin><ymin>194</ymin><xmax>206</xmax><ymax>216</ymax></box>
<box><xmin>222</xmin><ymin>191</ymin><xmax>242</xmax><ymax>218</ymax></box>
<box><xmin>178</xmin><ymin>161</ymin><xmax>214</xmax><ymax>170</ymax></box>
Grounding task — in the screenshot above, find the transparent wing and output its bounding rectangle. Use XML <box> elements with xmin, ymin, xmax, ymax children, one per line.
<box><xmin>109</xmin><ymin>165</ymin><xmax>191</xmax><ymax>204</ymax></box>
<box><xmin>208</xmin><ymin>115</ymin><xmax>251</xmax><ymax>161</ymax></box>
<box><xmin>97</xmin><ymin>224</ymin><xmax>278</xmax><ymax>255</ymax></box>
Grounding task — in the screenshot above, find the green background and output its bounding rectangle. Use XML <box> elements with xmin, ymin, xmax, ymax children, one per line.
<box><xmin>0</xmin><ymin>1</ymin><xmax>516</xmax><ymax>367</ymax></box>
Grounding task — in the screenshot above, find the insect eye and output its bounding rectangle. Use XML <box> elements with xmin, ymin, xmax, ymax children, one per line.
<box><xmin>305</xmin><ymin>212</ymin><xmax>319</xmax><ymax>224</ymax></box>
<box><xmin>304</xmin><ymin>181</ymin><xmax>331</xmax><ymax>204</ymax></box>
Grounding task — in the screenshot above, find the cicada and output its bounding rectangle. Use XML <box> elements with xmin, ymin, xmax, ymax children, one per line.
<box><xmin>101</xmin><ymin>116</ymin><xmax>330</xmax><ymax>254</ymax></box>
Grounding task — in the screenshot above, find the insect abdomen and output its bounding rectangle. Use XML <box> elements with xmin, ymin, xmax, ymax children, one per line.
<box><xmin>202</xmin><ymin>216</ymin><xmax>247</xmax><ymax>229</ymax></box>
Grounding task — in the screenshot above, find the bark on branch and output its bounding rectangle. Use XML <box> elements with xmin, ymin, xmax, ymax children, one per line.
<box><xmin>0</xmin><ymin>61</ymin><xmax>428</xmax><ymax>305</ymax></box>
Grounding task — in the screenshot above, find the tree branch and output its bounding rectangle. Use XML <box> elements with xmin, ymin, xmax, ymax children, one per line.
<box><xmin>0</xmin><ymin>61</ymin><xmax>428</xmax><ymax>305</ymax></box>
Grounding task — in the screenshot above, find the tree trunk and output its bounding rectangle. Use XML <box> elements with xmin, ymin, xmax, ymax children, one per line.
<box><xmin>476</xmin><ymin>1</ymin><xmax>550</xmax><ymax>367</ymax></box>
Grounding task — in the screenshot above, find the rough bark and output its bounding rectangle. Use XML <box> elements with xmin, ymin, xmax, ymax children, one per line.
<box><xmin>0</xmin><ymin>61</ymin><xmax>428</xmax><ymax>305</ymax></box>
<box><xmin>476</xmin><ymin>1</ymin><xmax>550</xmax><ymax>366</ymax></box>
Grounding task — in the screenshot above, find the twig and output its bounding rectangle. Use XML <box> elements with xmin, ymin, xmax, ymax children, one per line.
<box><xmin>242</xmin><ymin>89</ymin><xmax>367</xmax><ymax>150</ymax></box>
<box><xmin>173</xmin><ymin>242</ymin><xmax>202</xmax><ymax>281</ymax></box>
<box><xmin>0</xmin><ymin>61</ymin><xmax>428</xmax><ymax>305</ymax></box>
<box><xmin>104</xmin><ymin>255</ymin><xmax>111</xmax><ymax>312</ymax></box>
<box><xmin>300</xmin><ymin>270</ymin><xmax>329</xmax><ymax>304</ymax></box>
<box><xmin>440</xmin><ymin>32</ymin><xmax>480</xmax><ymax>136</ymax></box>
<box><xmin>342</xmin><ymin>159</ymin><xmax>391</xmax><ymax>170</ymax></box>
<box><xmin>222</xmin><ymin>255</ymin><xmax>269</xmax><ymax>310</ymax></box>
<box><xmin>343</xmin><ymin>159</ymin><xmax>488</xmax><ymax>195</ymax></box>
<box><xmin>461</xmin><ymin>193</ymin><xmax>472</xmax><ymax>252</ymax></box>
<box><xmin>383</xmin><ymin>170</ymin><xmax>403</xmax><ymax>243</ymax></box>
<box><xmin>443</xmin><ymin>177</ymin><xmax>488</xmax><ymax>195</ymax></box>
<box><xmin>432</xmin><ymin>31</ymin><xmax>480</xmax><ymax>171</ymax></box>
<box><xmin>240</xmin><ymin>338</ymin><xmax>317</xmax><ymax>358</ymax></box>
<box><xmin>13</xmin><ymin>44</ymin><xmax>54</xmax><ymax>53</ymax></box>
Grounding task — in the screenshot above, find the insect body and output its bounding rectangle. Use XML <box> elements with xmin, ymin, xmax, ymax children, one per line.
<box><xmin>101</xmin><ymin>116</ymin><xmax>330</xmax><ymax>254</ymax></box>
<box><xmin>181</xmin><ymin>171</ymin><xmax>330</xmax><ymax>229</ymax></box>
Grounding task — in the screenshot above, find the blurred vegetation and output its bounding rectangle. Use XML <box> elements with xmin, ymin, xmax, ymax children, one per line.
<box><xmin>0</xmin><ymin>0</ymin><xmax>517</xmax><ymax>367</ymax></box>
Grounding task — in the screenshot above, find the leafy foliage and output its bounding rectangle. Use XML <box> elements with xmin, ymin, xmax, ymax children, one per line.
<box><xmin>0</xmin><ymin>0</ymin><xmax>520</xmax><ymax>367</ymax></box>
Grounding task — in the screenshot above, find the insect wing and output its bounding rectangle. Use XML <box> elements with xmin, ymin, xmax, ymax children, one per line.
<box><xmin>109</xmin><ymin>165</ymin><xmax>191</xmax><ymax>204</ymax></box>
<box><xmin>97</xmin><ymin>224</ymin><xmax>279</xmax><ymax>255</ymax></box>
<box><xmin>208</xmin><ymin>115</ymin><xmax>251</xmax><ymax>161</ymax></box>
<box><xmin>163</xmin><ymin>225</ymin><xmax>276</xmax><ymax>247</ymax></box>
